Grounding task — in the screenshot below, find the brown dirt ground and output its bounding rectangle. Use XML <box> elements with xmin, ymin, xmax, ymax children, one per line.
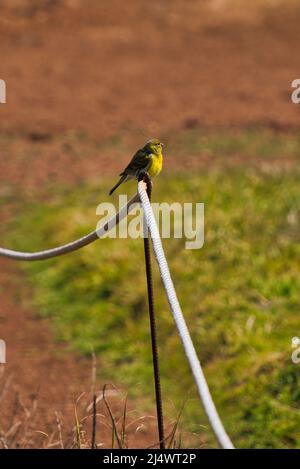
<box><xmin>0</xmin><ymin>0</ymin><xmax>299</xmax><ymax>448</ymax></box>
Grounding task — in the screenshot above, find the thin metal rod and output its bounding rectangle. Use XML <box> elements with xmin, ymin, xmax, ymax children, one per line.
<box><xmin>140</xmin><ymin>172</ymin><xmax>165</xmax><ymax>449</ymax></box>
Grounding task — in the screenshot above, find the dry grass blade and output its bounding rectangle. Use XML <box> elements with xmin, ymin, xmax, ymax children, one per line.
<box><xmin>90</xmin><ymin>350</ymin><xmax>97</xmax><ymax>398</ymax></box>
<box><xmin>91</xmin><ymin>394</ymin><xmax>97</xmax><ymax>449</ymax></box>
<box><xmin>86</xmin><ymin>388</ymin><xmax>120</xmax><ymax>412</ymax></box>
<box><xmin>167</xmin><ymin>401</ymin><xmax>186</xmax><ymax>449</ymax></box>
<box><xmin>121</xmin><ymin>393</ymin><xmax>128</xmax><ymax>448</ymax></box>
<box><xmin>102</xmin><ymin>384</ymin><xmax>123</xmax><ymax>449</ymax></box>
<box><xmin>74</xmin><ymin>403</ymin><xmax>81</xmax><ymax>449</ymax></box>
<box><xmin>55</xmin><ymin>411</ymin><xmax>64</xmax><ymax>449</ymax></box>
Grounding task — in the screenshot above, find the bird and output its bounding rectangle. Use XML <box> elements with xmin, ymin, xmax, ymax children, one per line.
<box><xmin>109</xmin><ymin>138</ymin><xmax>164</xmax><ymax>195</ymax></box>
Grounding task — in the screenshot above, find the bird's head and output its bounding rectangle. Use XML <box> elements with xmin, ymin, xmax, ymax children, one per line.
<box><xmin>144</xmin><ymin>138</ymin><xmax>164</xmax><ymax>156</ymax></box>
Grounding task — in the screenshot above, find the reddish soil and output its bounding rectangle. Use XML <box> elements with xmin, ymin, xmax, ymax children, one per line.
<box><xmin>0</xmin><ymin>0</ymin><xmax>299</xmax><ymax>448</ymax></box>
<box><xmin>0</xmin><ymin>258</ymin><xmax>163</xmax><ymax>448</ymax></box>
<box><xmin>0</xmin><ymin>0</ymin><xmax>299</xmax><ymax>191</ymax></box>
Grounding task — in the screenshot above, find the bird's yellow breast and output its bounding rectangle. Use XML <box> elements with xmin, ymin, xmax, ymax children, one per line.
<box><xmin>148</xmin><ymin>152</ymin><xmax>163</xmax><ymax>178</ymax></box>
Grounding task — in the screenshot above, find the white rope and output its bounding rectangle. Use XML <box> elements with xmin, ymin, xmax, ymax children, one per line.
<box><xmin>0</xmin><ymin>194</ymin><xmax>139</xmax><ymax>261</ymax></box>
<box><xmin>138</xmin><ymin>180</ymin><xmax>234</xmax><ymax>449</ymax></box>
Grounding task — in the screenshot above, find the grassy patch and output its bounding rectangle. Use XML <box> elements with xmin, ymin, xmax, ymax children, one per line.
<box><xmin>170</xmin><ymin>127</ymin><xmax>300</xmax><ymax>160</ymax></box>
<box><xmin>6</xmin><ymin>160</ymin><xmax>300</xmax><ymax>448</ymax></box>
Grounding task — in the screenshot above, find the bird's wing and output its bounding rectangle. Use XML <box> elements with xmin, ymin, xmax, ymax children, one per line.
<box><xmin>120</xmin><ymin>149</ymin><xmax>151</xmax><ymax>176</ymax></box>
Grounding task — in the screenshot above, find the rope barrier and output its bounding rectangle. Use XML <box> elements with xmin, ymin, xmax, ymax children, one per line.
<box><xmin>138</xmin><ymin>180</ymin><xmax>234</xmax><ymax>449</ymax></box>
<box><xmin>139</xmin><ymin>172</ymin><xmax>165</xmax><ymax>449</ymax></box>
<box><xmin>0</xmin><ymin>182</ymin><xmax>234</xmax><ymax>448</ymax></box>
<box><xmin>0</xmin><ymin>194</ymin><xmax>139</xmax><ymax>261</ymax></box>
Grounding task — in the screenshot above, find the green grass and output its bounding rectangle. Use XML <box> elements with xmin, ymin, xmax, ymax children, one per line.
<box><xmin>170</xmin><ymin>127</ymin><xmax>300</xmax><ymax>160</ymax></box>
<box><xmin>6</xmin><ymin>160</ymin><xmax>300</xmax><ymax>448</ymax></box>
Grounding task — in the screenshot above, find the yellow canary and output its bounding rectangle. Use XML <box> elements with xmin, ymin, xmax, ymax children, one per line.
<box><xmin>109</xmin><ymin>138</ymin><xmax>164</xmax><ymax>195</ymax></box>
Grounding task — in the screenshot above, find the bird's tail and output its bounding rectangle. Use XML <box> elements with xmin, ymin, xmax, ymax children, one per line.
<box><xmin>109</xmin><ymin>174</ymin><xmax>128</xmax><ymax>195</ymax></box>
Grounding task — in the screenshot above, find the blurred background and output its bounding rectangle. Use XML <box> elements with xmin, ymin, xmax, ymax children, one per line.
<box><xmin>0</xmin><ymin>0</ymin><xmax>299</xmax><ymax>448</ymax></box>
